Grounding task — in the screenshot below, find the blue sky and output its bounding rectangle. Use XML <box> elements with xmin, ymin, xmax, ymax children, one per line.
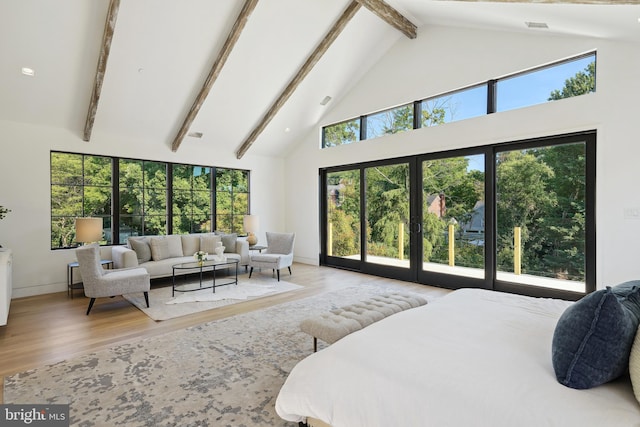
<box><xmin>361</xmin><ymin>54</ymin><xmax>594</xmax><ymax>153</ymax></box>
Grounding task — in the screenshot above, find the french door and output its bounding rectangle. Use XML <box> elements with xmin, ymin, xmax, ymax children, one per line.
<box><xmin>321</xmin><ymin>131</ymin><xmax>595</xmax><ymax>299</ymax></box>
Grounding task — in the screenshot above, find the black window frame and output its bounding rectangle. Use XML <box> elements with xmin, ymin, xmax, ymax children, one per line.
<box><xmin>50</xmin><ymin>151</ymin><xmax>251</xmax><ymax>249</ymax></box>
<box><xmin>320</xmin><ymin>130</ymin><xmax>596</xmax><ymax>301</ymax></box>
<box><xmin>321</xmin><ymin>51</ymin><xmax>596</xmax><ymax>148</ymax></box>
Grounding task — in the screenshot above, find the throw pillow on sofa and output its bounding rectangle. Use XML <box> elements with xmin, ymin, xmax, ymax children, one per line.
<box><xmin>200</xmin><ymin>234</ymin><xmax>222</xmax><ymax>254</ymax></box>
<box><xmin>149</xmin><ymin>237</ymin><xmax>171</xmax><ymax>261</ymax></box>
<box><xmin>166</xmin><ymin>235</ymin><xmax>184</xmax><ymax>258</ymax></box>
<box><xmin>181</xmin><ymin>234</ymin><xmax>200</xmax><ymax>256</ymax></box>
<box><xmin>128</xmin><ymin>237</ymin><xmax>151</xmax><ymax>263</ymax></box>
<box><xmin>552</xmin><ymin>286</ymin><xmax>640</xmax><ymax>389</ymax></box>
<box><xmin>220</xmin><ymin>233</ymin><xmax>237</xmax><ymax>253</ymax></box>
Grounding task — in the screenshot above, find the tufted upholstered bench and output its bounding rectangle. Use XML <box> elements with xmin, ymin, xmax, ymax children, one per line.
<box><xmin>300</xmin><ymin>292</ymin><xmax>428</xmax><ymax>352</ymax></box>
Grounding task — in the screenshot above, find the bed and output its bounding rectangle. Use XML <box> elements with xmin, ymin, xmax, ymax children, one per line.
<box><xmin>275</xmin><ymin>288</ymin><xmax>640</xmax><ymax>426</ymax></box>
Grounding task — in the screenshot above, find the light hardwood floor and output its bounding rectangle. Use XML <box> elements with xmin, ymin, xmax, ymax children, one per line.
<box><xmin>0</xmin><ymin>264</ymin><xmax>449</xmax><ymax>403</ymax></box>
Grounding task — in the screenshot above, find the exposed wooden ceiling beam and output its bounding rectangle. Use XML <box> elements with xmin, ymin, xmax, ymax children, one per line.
<box><xmin>356</xmin><ymin>0</ymin><xmax>417</xmax><ymax>39</ymax></box>
<box><xmin>83</xmin><ymin>0</ymin><xmax>120</xmax><ymax>142</ymax></box>
<box><xmin>442</xmin><ymin>0</ymin><xmax>640</xmax><ymax>4</ymax></box>
<box><xmin>235</xmin><ymin>1</ymin><xmax>362</xmax><ymax>159</ymax></box>
<box><xmin>171</xmin><ymin>0</ymin><xmax>259</xmax><ymax>152</ymax></box>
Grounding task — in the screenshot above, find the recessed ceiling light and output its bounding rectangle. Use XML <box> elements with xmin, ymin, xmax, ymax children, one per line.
<box><xmin>284</xmin><ymin>127</ymin><xmax>291</xmax><ymax>133</ymax></box>
<box><xmin>21</xmin><ymin>67</ymin><xmax>35</xmax><ymax>77</ymax></box>
<box><xmin>525</xmin><ymin>21</ymin><xmax>549</xmax><ymax>29</ymax></box>
<box><xmin>320</xmin><ymin>96</ymin><xmax>332</xmax><ymax>106</ymax></box>
<box><xmin>187</xmin><ymin>131</ymin><xmax>203</xmax><ymax>138</ymax></box>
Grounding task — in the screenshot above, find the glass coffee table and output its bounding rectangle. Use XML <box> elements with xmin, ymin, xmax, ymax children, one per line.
<box><xmin>171</xmin><ymin>259</ymin><xmax>239</xmax><ymax>297</ymax></box>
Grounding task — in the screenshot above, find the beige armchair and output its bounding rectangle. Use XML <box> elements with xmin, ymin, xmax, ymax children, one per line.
<box><xmin>249</xmin><ymin>232</ymin><xmax>295</xmax><ymax>281</ymax></box>
<box><xmin>76</xmin><ymin>244</ymin><xmax>150</xmax><ymax>315</ymax></box>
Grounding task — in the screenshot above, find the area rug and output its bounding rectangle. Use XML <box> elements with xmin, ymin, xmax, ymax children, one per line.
<box><xmin>124</xmin><ymin>275</ymin><xmax>303</xmax><ymax>321</ymax></box>
<box><xmin>4</xmin><ymin>282</ymin><xmax>432</xmax><ymax>426</ymax></box>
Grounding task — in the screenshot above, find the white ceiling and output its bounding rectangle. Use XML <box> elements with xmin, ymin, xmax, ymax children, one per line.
<box><xmin>1</xmin><ymin>0</ymin><xmax>639</xmax><ymax>158</ymax></box>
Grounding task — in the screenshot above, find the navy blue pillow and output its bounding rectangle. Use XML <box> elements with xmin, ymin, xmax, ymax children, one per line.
<box><xmin>551</xmin><ymin>287</ymin><xmax>639</xmax><ymax>389</ymax></box>
<box><xmin>611</xmin><ymin>280</ymin><xmax>640</xmax><ymax>325</ymax></box>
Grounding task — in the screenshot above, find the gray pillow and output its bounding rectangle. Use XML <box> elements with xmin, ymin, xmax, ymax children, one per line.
<box><xmin>200</xmin><ymin>234</ymin><xmax>221</xmax><ymax>254</ymax></box>
<box><xmin>166</xmin><ymin>235</ymin><xmax>184</xmax><ymax>258</ymax></box>
<box><xmin>128</xmin><ymin>237</ymin><xmax>151</xmax><ymax>263</ymax></box>
<box><xmin>611</xmin><ymin>280</ymin><xmax>640</xmax><ymax>325</ymax></box>
<box><xmin>552</xmin><ymin>286</ymin><xmax>639</xmax><ymax>389</ymax></box>
<box><xmin>220</xmin><ymin>233</ymin><xmax>237</xmax><ymax>253</ymax></box>
<box><xmin>181</xmin><ymin>234</ymin><xmax>200</xmax><ymax>256</ymax></box>
<box><xmin>149</xmin><ymin>237</ymin><xmax>170</xmax><ymax>261</ymax></box>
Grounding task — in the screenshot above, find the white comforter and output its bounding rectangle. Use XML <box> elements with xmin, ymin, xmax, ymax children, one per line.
<box><xmin>276</xmin><ymin>288</ymin><xmax>640</xmax><ymax>426</ymax></box>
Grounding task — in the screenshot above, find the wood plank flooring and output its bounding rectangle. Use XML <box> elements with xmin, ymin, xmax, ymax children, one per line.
<box><xmin>0</xmin><ymin>264</ymin><xmax>449</xmax><ymax>403</ymax></box>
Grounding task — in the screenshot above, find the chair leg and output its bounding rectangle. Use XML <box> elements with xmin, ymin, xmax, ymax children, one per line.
<box><xmin>288</xmin><ymin>266</ymin><xmax>292</xmax><ymax>275</ymax></box>
<box><xmin>144</xmin><ymin>291</ymin><xmax>149</xmax><ymax>308</ymax></box>
<box><xmin>277</xmin><ymin>269</ymin><xmax>280</xmax><ymax>281</ymax></box>
<box><xmin>249</xmin><ymin>267</ymin><xmax>254</xmax><ymax>278</ymax></box>
<box><xmin>86</xmin><ymin>298</ymin><xmax>96</xmax><ymax>315</ymax></box>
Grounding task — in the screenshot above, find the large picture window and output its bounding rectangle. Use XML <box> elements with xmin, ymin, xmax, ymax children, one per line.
<box><xmin>321</xmin><ymin>131</ymin><xmax>595</xmax><ymax>300</ymax></box>
<box><xmin>50</xmin><ymin>152</ymin><xmax>250</xmax><ymax>249</ymax></box>
<box><xmin>172</xmin><ymin>165</ymin><xmax>212</xmax><ymax>234</ymax></box>
<box><xmin>51</xmin><ymin>153</ymin><xmax>112</xmax><ymax>248</ymax></box>
<box><xmin>119</xmin><ymin>159</ymin><xmax>167</xmax><ymax>241</ymax></box>
<box><xmin>216</xmin><ymin>168</ymin><xmax>249</xmax><ymax>234</ymax></box>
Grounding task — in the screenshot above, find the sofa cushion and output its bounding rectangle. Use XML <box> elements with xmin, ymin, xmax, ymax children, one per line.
<box><xmin>220</xmin><ymin>233</ymin><xmax>237</xmax><ymax>253</ymax></box>
<box><xmin>552</xmin><ymin>287</ymin><xmax>639</xmax><ymax>389</ymax></box>
<box><xmin>128</xmin><ymin>237</ymin><xmax>151</xmax><ymax>263</ymax></box>
<box><xmin>149</xmin><ymin>237</ymin><xmax>171</xmax><ymax>261</ymax></box>
<box><xmin>200</xmin><ymin>234</ymin><xmax>222</xmax><ymax>254</ymax></box>
<box><xmin>166</xmin><ymin>235</ymin><xmax>184</xmax><ymax>258</ymax></box>
<box><xmin>181</xmin><ymin>234</ymin><xmax>200</xmax><ymax>256</ymax></box>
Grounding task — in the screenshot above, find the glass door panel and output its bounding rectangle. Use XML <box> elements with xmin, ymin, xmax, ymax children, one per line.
<box><xmin>327</xmin><ymin>170</ymin><xmax>361</xmax><ymax>261</ymax></box>
<box><xmin>495</xmin><ymin>142</ymin><xmax>586</xmax><ymax>293</ymax></box>
<box><xmin>421</xmin><ymin>154</ymin><xmax>485</xmax><ymax>279</ymax></box>
<box><xmin>365</xmin><ymin>163</ymin><xmax>410</xmax><ymax>269</ymax></box>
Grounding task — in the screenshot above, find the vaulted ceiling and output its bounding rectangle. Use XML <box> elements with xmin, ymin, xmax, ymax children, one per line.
<box><xmin>1</xmin><ymin>0</ymin><xmax>639</xmax><ymax>158</ymax></box>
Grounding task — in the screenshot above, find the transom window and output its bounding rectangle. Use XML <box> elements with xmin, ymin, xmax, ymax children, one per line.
<box><xmin>322</xmin><ymin>51</ymin><xmax>596</xmax><ymax>148</ymax></box>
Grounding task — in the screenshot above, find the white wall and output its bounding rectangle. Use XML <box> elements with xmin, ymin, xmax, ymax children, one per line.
<box><xmin>0</xmin><ymin>122</ymin><xmax>285</xmax><ymax>297</ymax></box>
<box><xmin>3</xmin><ymin>25</ymin><xmax>640</xmax><ymax>297</ymax></box>
<box><xmin>285</xmin><ymin>25</ymin><xmax>640</xmax><ymax>289</ymax></box>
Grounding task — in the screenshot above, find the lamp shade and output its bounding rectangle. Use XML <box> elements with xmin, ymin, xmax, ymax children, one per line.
<box><xmin>75</xmin><ymin>217</ymin><xmax>103</xmax><ymax>244</ymax></box>
<box><xmin>243</xmin><ymin>215</ymin><xmax>259</xmax><ymax>233</ymax></box>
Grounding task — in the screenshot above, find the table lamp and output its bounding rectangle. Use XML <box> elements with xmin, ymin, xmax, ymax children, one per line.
<box><xmin>243</xmin><ymin>214</ymin><xmax>259</xmax><ymax>246</ymax></box>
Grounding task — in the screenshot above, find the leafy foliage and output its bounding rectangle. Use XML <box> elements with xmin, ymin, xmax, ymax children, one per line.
<box><xmin>50</xmin><ymin>153</ymin><xmax>249</xmax><ymax>248</ymax></box>
<box><xmin>548</xmin><ymin>61</ymin><xmax>595</xmax><ymax>101</ymax></box>
<box><xmin>324</xmin><ymin>58</ymin><xmax>593</xmax><ymax>282</ymax></box>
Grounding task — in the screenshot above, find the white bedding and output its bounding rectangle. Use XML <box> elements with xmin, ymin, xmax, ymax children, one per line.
<box><xmin>276</xmin><ymin>288</ymin><xmax>640</xmax><ymax>426</ymax></box>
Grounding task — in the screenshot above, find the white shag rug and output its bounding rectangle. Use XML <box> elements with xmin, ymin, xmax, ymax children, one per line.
<box><xmin>124</xmin><ymin>275</ymin><xmax>302</xmax><ymax>320</ymax></box>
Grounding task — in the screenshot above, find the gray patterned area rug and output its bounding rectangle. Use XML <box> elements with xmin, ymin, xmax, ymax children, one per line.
<box><xmin>4</xmin><ymin>282</ymin><xmax>429</xmax><ymax>427</ymax></box>
<box><xmin>124</xmin><ymin>275</ymin><xmax>303</xmax><ymax>321</ymax></box>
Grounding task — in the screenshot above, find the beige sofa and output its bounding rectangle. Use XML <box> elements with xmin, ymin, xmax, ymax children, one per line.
<box><xmin>111</xmin><ymin>233</ymin><xmax>249</xmax><ymax>279</ymax></box>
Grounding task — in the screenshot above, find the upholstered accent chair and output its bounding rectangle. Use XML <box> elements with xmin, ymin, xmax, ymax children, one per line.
<box><xmin>76</xmin><ymin>244</ymin><xmax>151</xmax><ymax>315</ymax></box>
<box><xmin>248</xmin><ymin>232</ymin><xmax>295</xmax><ymax>281</ymax></box>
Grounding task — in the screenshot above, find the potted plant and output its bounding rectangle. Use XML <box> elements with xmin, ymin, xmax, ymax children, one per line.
<box><xmin>0</xmin><ymin>205</ymin><xmax>9</xmax><ymax>248</ymax></box>
<box><xmin>0</xmin><ymin>206</ymin><xmax>9</xmax><ymax>220</ymax></box>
